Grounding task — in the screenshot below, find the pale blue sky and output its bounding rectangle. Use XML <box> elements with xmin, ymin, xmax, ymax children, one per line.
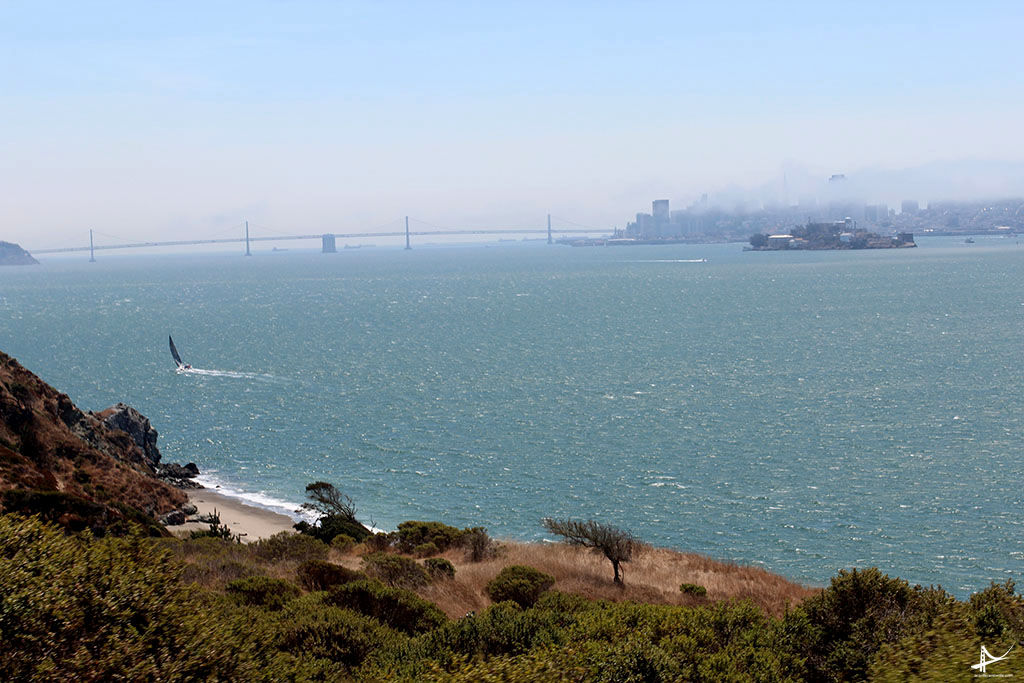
<box><xmin>3</xmin><ymin>1</ymin><xmax>1022</xmax><ymax>247</ymax></box>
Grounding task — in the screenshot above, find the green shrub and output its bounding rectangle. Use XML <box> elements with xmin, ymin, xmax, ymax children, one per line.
<box><xmin>420</xmin><ymin>601</ymin><xmax>562</xmax><ymax>659</ymax></box>
<box><xmin>413</xmin><ymin>541</ymin><xmax>440</xmax><ymax>558</ymax></box>
<box><xmin>325</xmin><ymin>580</ymin><xmax>447</xmax><ymax>635</ymax></box>
<box><xmin>680</xmin><ymin>583</ymin><xmax>707</xmax><ymax>597</ymax></box>
<box><xmin>787</xmin><ymin>567</ymin><xmax>952</xmax><ymax>682</ymax></box>
<box><xmin>297</xmin><ymin>559</ymin><xmax>367</xmax><ymax>592</ymax></box>
<box><xmin>226</xmin><ymin>575</ymin><xmax>301</xmax><ymax>610</ymax></box>
<box><xmin>189</xmin><ymin>513</ymin><xmax>239</xmax><ymax>542</ymax></box>
<box><xmin>250</xmin><ymin>531</ymin><xmax>328</xmax><ymax>564</ymax></box>
<box><xmin>362</xmin><ymin>552</ymin><xmax>429</xmax><ymax>588</ymax></box>
<box><xmin>330</xmin><ymin>533</ymin><xmax>356</xmax><ymax>553</ymax></box>
<box><xmin>967</xmin><ymin>579</ymin><xmax>1024</xmax><ymax>641</ymax></box>
<box><xmin>275</xmin><ymin>597</ymin><xmax>402</xmax><ymax>668</ymax></box>
<box><xmin>424</xmin><ymin>557</ymin><xmax>456</xmax><ymax>581</ymax></box>
<box><xmin>395</xmin><ymin>520</ymin><xmax>465</xmax><ymax>553</ymax></box>
<box><xmin>485</xmin><ymin>565</ymin><xmax>555</xmax><ymax>607</ymax></box>
<box><xmin>295</xmin><ymin>514</ymin><xmax>371</xmax><ymax>544</ymax></box>
<box><xmin>0</xmin><ymin>514</ymin><xmax>277</xmax><ymax>680</ymax></box>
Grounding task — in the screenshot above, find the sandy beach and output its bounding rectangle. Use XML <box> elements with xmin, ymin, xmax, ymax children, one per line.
<box><xmin>175</xmin><ymin>488</ymin><xmax>298</xmax><ymax>542</ymax></box>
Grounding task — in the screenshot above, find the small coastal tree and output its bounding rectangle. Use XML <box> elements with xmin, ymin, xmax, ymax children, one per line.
<box><xmin>297</xmin><ymin>481</ymin><xmax>371</xmax><ymax>543</ymax></box>
<box><xmin>749</xmin><ymin>232</ymin><xmax>769</xmax><ymax>248</ymax></box>
<box><xmin>541</xmin><ymin>517</ymin><xmax>644</xmax><ymax>585</ymax></box>
<box><xmin>302</xmin><ymin>481</ymin><xmax>358</xmax><ymax>519</ymax></box>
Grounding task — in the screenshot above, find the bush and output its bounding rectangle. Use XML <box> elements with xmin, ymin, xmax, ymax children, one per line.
<box><xmin>297</xmin><ymin>559</ymin><xmax>367</xmax><ymax>592</ymax></box>
<box><xmin>680</xmin><ymin>583</ymin><xmax>707</xmax><ymax>597</ymax></box>
<box><xmin>418</xmin><ymin>601</ymin><xmax>562</xmax><ymax>660</ymax></box>
<box><xmin>968</xmin><ymin>579</ymin><xmax>1024</xmax><ymax>641</ymax></box>
<box><xmin>325</xmin><ymin>580</ymin><xmax>447</xmax><ymax>635</ymax></box>
<box><xmin>461</xmin><ymin>526</ymin><xmax>498</xmax><ymax>562</ymax></box>
<box><xmin>364</xmin><ymin>532</ymin><xmax>393</xmax><ymax>552</ymax></box>
<box><xmin>331</xmin><ymin>533</ymin><xmax>356</xmax><ymax>553</ymax></box>
<box><xmin>395</xmin><ymin>520</ymin><xmax>465</xmax><ymax>553</ymax></box>
<box><xmin>250</xmin><ymin>531</ymin><xmax>328</xmax><ymax>564</ymax></box>
<box><xmin>425</xmin><ymin>557</ymin><xmax>456</xmax><ymax>581</ymax></box>
<box><xmin>226</xmin><ymin>576</ymin><xmax>300</xmax><ymax>610</ymax></box>
<box><xmin>787</xmin><ymin>567</ymin><xmax>951</xmax><ymax>682</ymax></box>
<box><xmin>189</xmin><ymin>509</ymin><xmax>239</xmax><ymax>542</ymax></box>
<box><xmin>485</xmin><ymin>565</ymin><xmax>555</xmax><ymax>607</ymax></box>
<box><xmin>362</xmin><ymin>552</ymin><xmax>429</xmax><ymax>588</ymax></box>
<box><xmin>1</xmin><ymin>489</ymin><xmax>114</xmax><ymax>535</ymax></box>
<box><xmin>295</xmin><ymin>514</ymin><xmax>371</xmax><ymax>544</ymax></box>
<box><xmin>413</xmin><ymin>542</ymin><xmax>440</xmax><ymax>558</ymax></box>
<box><xmin>276</xmin><ymin>597</ymin><xmax>402</xmax><ymax>668</ymax></box>
<box><xmin>0</xmin><ymin>514</ymin><xmax>276</xmax><ymax>680</ymax></box>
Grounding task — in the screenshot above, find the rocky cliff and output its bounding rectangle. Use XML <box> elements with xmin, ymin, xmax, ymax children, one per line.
<box><xmin>0</xmin><ymin>350</ymin><xmax>189</xmax><ymax>531</ymax></box>
<box><xmin>0</xmin><ymin>241</ymin><xmax>39</xmax><ymax>266</ymax></box>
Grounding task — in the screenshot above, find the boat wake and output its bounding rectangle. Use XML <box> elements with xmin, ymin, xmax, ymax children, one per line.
<box><xmin>633</xmin><ymin>258</ymin><xmax>708</xmax><ymax>263</ymax></box>
<box><xmin>177</xmin><ymin>367</ymin><xmax>282</xmax><ymax>382</ymax></box>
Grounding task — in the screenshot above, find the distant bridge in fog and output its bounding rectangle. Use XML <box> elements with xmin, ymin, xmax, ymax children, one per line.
<box><xmin>30</xmin><ymin>215</ymin><xmax>612</xmax><ymax>260</ymax></box>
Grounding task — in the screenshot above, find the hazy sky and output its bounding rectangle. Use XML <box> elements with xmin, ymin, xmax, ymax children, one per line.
<box><xmin>3</xmin><ymin>1</ymin><xmax>1023</xmax><ymax>248</ymax></box>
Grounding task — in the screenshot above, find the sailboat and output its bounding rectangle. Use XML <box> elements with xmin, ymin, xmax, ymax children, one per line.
<box><xmin>169</xmin><ymin>336</ymin><xmax>192</xmax><ymax>372</ymax></box>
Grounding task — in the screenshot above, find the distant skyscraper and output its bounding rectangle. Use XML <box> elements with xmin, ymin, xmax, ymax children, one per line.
<box><xmin>652</xmin><ymin>200</ymin><xmax>669</xmax><ymax>222</ymax></box>
<box><xmin>901</xmin><ymin>200</ymin><xmax>919</xmax><ymax>215</ymax></box>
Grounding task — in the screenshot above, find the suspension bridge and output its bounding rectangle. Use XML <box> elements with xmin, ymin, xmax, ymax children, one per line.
<box><xmin>30</xmin><ymin>215</ymin><xmax>613</xmax><ymax>261</ymax></box>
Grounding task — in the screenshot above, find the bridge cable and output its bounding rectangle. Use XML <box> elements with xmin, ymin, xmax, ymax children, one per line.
<box><xmin>549</xmin><ymin>215</ymin><xmax>608</xmax><ymax>232</ymax></box>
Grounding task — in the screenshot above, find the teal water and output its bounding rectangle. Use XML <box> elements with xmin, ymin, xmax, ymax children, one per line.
<box><xmin>2</xmin><ymin>238</ymin><xmax>1022</xmax><ymax>595</ymax></box>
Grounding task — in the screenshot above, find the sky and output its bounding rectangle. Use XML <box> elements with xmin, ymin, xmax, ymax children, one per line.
<box><xmin>3</xmin><ymin>1</ymin><xmax>1023</xmax><ymax>249</ymax></box>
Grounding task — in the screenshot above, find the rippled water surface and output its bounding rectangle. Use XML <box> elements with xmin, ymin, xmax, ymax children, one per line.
<box><xmin>2</xmin><ymin>237</ymin><xmax>1022</xmax><ymax>595</ymax></box>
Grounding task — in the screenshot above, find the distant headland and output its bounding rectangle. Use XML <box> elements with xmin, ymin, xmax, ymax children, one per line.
<box><xmin>0</xmin><ymin>241</ymin><xmax>39</xmax><ymax>266</ymax></box>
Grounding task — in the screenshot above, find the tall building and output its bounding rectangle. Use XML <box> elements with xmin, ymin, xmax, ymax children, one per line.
<box><xmin>901</xmin><ymin>200</ymin><xmax>919</xmax><ymax>215</ymax></box>
<box><xmin>652</xmin><ymin>200</ymin><xmax>669</xmax><ymax>222</ymax></box>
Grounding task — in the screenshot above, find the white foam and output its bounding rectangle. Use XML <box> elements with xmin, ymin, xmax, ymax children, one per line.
<box><xmin>192</xmin><ymin>473</ymin><xmax>387</xmax><ymax>533</ymax></box>
<box><xmin>193</xmin><ymin>473</ymin><xmax>310</xmax><ymax>522</ymax></box>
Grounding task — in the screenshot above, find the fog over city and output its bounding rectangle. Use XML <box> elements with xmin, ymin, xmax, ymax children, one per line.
<box><xmin>3</xmin><ymin>2</ymin><xmax>1022</xmax><ymax>248</ymax></box>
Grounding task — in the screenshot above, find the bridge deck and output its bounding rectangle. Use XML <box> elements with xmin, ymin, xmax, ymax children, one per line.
<box><xmin>32</xmin><ymin>229</ymin><xmax>607</xmax><ymax>254</ymax></box>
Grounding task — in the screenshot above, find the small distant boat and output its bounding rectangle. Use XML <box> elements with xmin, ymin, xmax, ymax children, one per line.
<box><xmin>169</xmin><ymin>336</ymin><xmax>192</xmax><ymax>371</ymax></box>
<box><xmin>965</xmin><ymin>237</ymin><xmax>975</xmax><ymax>244</ymax></box>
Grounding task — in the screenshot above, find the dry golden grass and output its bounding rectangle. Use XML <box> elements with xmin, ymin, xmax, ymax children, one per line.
<box><xmin>178</xmin><ymin>537</ymin><xmax>819</xmax><ymax>618</ymax></box>
<box><xmin>407</xmin><ymin>541</ymin><xmax>815</xmax><ymax>618</ymax></box>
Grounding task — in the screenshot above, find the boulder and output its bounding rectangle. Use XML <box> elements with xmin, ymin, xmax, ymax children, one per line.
<box><xmin>160</xmin><ymin>509</ymin><xmax>186</xmax><ymax>526</ymax></box>
<box><xmin>101</xmin><ymin>403</ymin><xmax>161</xmax><ymax>468</ymax></box>
<box><xmin>156</xmin><ymin>462</ymin><xmax>203</xmax><ymax>489</ymax></box>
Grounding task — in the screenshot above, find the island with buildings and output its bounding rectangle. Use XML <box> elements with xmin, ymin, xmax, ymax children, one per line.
<box><xmin>746</xmin><ymin>218</ymin><xmax>916</xmax><ymax>250</ymax></box>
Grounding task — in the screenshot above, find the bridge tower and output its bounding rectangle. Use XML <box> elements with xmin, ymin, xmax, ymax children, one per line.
<box><xmin>405</xmin><ymin>216</ymin><xmax>411</xmax><ymax>250</ymax></box>
<box><xmin>322</xmin><ymin>234</ymin><xmax>337</xmax><ymax>253</ymax></box>
<box><xmin>547</xmin><ymin>214</ymin><xmax>552</xmax><ymax>244</ymax></box>
<box><xmin>245</xmin><ymin>221</ymin><xmax>251</xmax><ymax>256</ymax></box>
<box><xmin>89</xmin><ymin>230</ymin><xmax>96</xmax><ymax>262</ymax></box>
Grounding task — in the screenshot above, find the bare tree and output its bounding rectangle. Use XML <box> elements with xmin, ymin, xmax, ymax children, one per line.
<box><xmin>301</xmin><ymin>481</ymin><xmax>358</xmax><ymax>521</ymax></box>
<box><xmin>541</xmin><ymin>518</ymin><xmax>645</xmax><ymax>585</ymax></box>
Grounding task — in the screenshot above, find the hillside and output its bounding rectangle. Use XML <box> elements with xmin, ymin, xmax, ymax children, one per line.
<box><xmin>0</xmin><ymin>241</ymin><xmax>38</xmax><ymax>266</ymax></box>
<box><xmin>0</xmin><ymin>350</ymin><xmax>185</xmax><ymax>530</ymax></box>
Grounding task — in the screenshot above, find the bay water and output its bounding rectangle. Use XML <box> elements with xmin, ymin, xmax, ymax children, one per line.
<box><xmin>2</xmin><ymin>237</ymin><xmax>1022</xmax><ymax>596</ymax></box>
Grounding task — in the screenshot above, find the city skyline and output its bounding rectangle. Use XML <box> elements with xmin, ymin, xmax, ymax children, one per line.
<box><xmin>3</xmin><ymin>1</ymin><xmax>1024</xmax><ymax>248</ymax></box>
